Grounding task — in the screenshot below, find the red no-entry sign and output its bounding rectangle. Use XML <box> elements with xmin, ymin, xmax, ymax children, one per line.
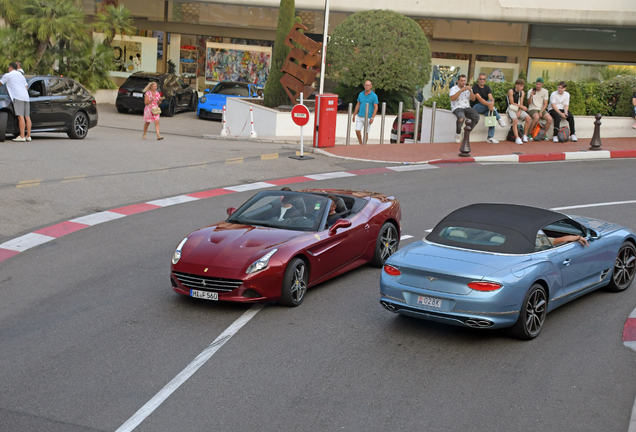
<box><xmin>291</xmin><ymin>104</ymin><xmax>310</xmax><ymax>127</ymax></box>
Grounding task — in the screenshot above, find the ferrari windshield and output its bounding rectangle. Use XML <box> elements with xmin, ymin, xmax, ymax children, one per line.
<box><xmin>227</xmin><ymin>191</ymin><xmax>328</xmax><ymax>231</ymax></box>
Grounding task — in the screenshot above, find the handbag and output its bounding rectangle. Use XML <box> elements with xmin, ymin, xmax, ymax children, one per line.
<box><xmin>151</xmin><ymin>107</ymin><xmax>161</xmax><ymax>115</ymax></box>
<box><xmin>484</xmin><ymin>111</ymin><xmax>497</xmax><ymax>127</ymax></box>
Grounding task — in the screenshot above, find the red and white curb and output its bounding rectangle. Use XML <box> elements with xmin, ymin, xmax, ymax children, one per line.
<box><xmin>624</xmin><ymin>308</ymin><xmax>636</xmax><ymax>352</ymax></box>
<box><xmin>0</xmin><ymin>166</ymin><xmax>435</xmax><ymax>264</ymax></box>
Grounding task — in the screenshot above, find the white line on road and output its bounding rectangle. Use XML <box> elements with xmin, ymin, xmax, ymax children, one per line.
<box><xmin>551</xmin><ymin>200</ymin><xmax>636</xmax><ymax>211</ymax></box>
<box><xmin>400</xmin><ymin>235</ymin><xmax>413</xmax><ymax>240</ymax></box>
<box><xmin>115</xmin><ymin>304</ymin><xmax>265</xmax><ymax>432</ymax></box>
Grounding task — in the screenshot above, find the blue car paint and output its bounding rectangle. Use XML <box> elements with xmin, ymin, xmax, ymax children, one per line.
<box><xmin>197</xmin><ymin>82</ymin><xmax>262</xmax><ymax>119</ymax></box>
<box><xmin>380</xmin><ymin>215</ymin><xmax>636</xmax><ymax>330</ymax></box>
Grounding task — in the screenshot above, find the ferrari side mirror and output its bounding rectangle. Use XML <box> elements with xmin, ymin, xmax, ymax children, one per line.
<box><xmin>227</xmin><ymin>207</ymin><xmax>236</xmax><ymax>216</ymax></box>
<box><xmin>329</xmin><ymin>219</ymin><xmax>352</xmax><ymax>236</ymax></box>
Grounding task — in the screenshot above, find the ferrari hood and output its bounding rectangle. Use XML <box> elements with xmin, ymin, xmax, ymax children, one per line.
<box><xmin>180</xmin><ymin>222</ymin><xmax>303</xmax><ymax>269</ymax></box>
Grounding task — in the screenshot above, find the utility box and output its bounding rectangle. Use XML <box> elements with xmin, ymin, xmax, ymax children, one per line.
<box><xmin>313</xmin><ymin>94</ymin><xmax>338</xmax><ymax>148</ymax></box>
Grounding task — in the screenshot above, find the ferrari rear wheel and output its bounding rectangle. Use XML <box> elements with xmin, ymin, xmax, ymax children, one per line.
<box><xmin>605</xmin><ymin>242</ymin><xmax>636</xmax><ymax>292</ymax></box>
<box><xmin>279</xmin><ymin>257</ymin><xmax>308</xmax><ymax>307</ymax></box>
<box><xmin>371</xmin><ymin>222</ymin><xmax>399</xmax><ymax>267</ymax></box>
<box><xmin>510</xmin><ymin>283</ymin><xmax>547</xmax><ymax>340</ymax></box>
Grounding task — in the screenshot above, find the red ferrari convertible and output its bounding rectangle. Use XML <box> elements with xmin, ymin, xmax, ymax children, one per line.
<box><xmin>170</xmin><ymin>189</ymin><xmax>401</xmax><ymax>306</ymax></box>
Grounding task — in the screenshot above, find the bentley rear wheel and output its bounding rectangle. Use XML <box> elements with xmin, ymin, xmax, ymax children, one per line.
<box><xmin>510</xmin><ymin>283</ymin><xmax>547</xmax><ymax>340</ymax></box>
<box><xmin>605</xmin><ymin>242</ymin><xmax>636</xmax><ymax>292</ymax></box>
<box><xmin>371</xmin><ymin>222</ymin><xmax>399</xmax><ymax>267</ymax></box>
<box><xmin>279</xmin><ymin>258</ymin><xmax>308</xmax><ymax>307</ymax></box>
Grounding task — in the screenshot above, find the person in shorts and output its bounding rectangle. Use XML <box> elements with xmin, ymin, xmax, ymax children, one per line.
<box><xmin>526</xmin><ymin>77</ymin><xmax>552</xmax><ymax>140</ymax></box>
<box><xmin>352</xmin><ymin>80</ymin><xmax>378</xmax><ymax>145</ymax></box>
<box><xmin>506</xmin><ymin>79</ymin><xmax>531</xmax><ymax>144</ymax></box>
<box><xmin>0</xmin><ymin>62</ymin><xmax>31</xmax><ymax>142</ymax></box>
<box><xmin>471</xmin><ymin>73</ymin><xmax>507</xmax><ymax>143</ymax></box>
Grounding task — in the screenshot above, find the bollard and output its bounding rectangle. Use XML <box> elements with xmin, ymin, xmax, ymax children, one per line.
<box><xmin>589</xmin><ymin>113</ymin><xmax>602</xmax><ymax>150</ymax></box>
<box><xmin>459</xmin><ymin>119</ymin><xmax>472</xmax><ymax>157</ymax></box>
<box><xmin>396</xmin><ymin>102</ymin><xmax>403</xmax><ymax>144</ymax></box>
<box><xmin>430</xmin><ymin>101</ymin><xmax>437</xmax><ymax>143</ymax></box>
<box><xmin>346</xmin><ymin>103</ymin><xmax>352</xmax><ymax>146</ymax></box>
<box><xmin>249</xmin><ymin>105</ymin><xmax>257</xmax><ymax>138</ymax></box>
<box><xmin>363</xmin><ymin>107</ymin><xmax>369</xmax><ymax>145</ymax></box>
<box><xmin>220</xmin><ymin>105</ymin><xmax>228</xmax><ymax>137</ymax></box>
<box><xmin>413</xmin><ymin>101</ymin><xmax>420</xmax><ymax>143</ymax></box>
<box><xmin>379</xmin><ymin>102</ymin><xmax>386</xmax><ymax>144</ymax></box>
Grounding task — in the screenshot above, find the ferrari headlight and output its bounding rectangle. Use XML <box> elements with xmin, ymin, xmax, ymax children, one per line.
<box><xmin>246</xmin><ymin>249</ymin><xmax>278</xmax><ymax>274</ymax></box>
<box><xmin>172</xmin><ymin>237</ymin><xmax>188</xmax><ymax>265</ymax></box>
<box><xmin>200</xmin><ymin>96</ymin><xmax>207</xmax><ymax>104</ymax></box>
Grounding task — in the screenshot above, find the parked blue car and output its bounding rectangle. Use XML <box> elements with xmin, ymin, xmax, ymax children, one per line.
<box><xmin>380</xmin><ymin>203</ymin><xmax>636</xmax><ymax>340</ymax></box>
<box><xmin>197</xmin><ymin>81</ymin><xmax>262</xmax><ymax>120</ymax></box>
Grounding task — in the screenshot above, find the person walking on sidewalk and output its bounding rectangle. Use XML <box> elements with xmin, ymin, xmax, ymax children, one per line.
<box><xmin>352</xmin><ymin>80</ymin><xmax>378</xmax><ymax>145</ymax></box>
<box><xmin>142</xmin><ymin>81</ymin><xmax>164</xmax><ymax>140</ymax></box>
<box><xmin>449</xmin><ymin>75</ymin><xmax>480</xmax><ymax>143</ymax></box>
<box><xmin>0</xmin><ymin>62</ymin><xmax>31</xmax><ymax>142</ymax></box>
<box><xmin>471</xmin><ymin>73</ymin><xmax>506</xmax><ymax>143</ymax></box>
<box><xmin>527</xmin><ymin>77</ymin><xmax>552</xmax><ymax>140</ymax></box>
<box><xmin>548</xmin><ymin>81</ymin><xmax>577</xmax><ymax>142</ymax></box>
<box><xmin>506</xmin><ymin>79</ymin><xmax>531</xmax><ymax>145</ymax></box>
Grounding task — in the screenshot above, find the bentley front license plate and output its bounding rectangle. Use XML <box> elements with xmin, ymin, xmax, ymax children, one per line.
<box><xmin>417</xmin><ymin>295</ymin><xmax>441</xmax><ymax>308</ymax></box>
<box><xmin>190</xmin><ymin>289</ymin><xmax>218</xmax><ymax>301</ymax></box>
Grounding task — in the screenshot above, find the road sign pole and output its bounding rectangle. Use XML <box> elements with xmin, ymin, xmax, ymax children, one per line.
<box><xmin>300</xmin><ymin>93</ymin><xmax>304</xmax><ymax>158</ymax></box>
<box><xmin>289</xmin><ymin>92</ymin><xmax>314</xmax><ymax>160</ymax></box>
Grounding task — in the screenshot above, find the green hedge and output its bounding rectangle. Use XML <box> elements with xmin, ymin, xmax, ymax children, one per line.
<box><xmin>423</xmin><ymin>76</ymin><xmax>636</xmax><ymax>117</ymax></box>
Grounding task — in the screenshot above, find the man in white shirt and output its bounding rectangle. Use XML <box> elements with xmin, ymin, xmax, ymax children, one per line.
<box><xmin>549</xmin><ymin>81</ymin><xmax>577</xmax><ymax>142</ymax></box>
<box><xmin>449</xmin><ymin>75</ymin><xmax>480</xmax><ymax>143</ymax></box>
<box><xmin>526</xmin><ymin>77</ymin><xmax>552</xmax><ymax>140</ymax></box>
<box><xmin>0</xmin><ymin>62</ymin><xmax>31</xmax><ymax>142</ymax></box>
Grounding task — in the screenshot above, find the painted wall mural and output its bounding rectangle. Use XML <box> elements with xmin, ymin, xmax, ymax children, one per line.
<box><xmin>112</xmin><ymin>40</ymin><xmax>142</xmax><ymax>73</ymax></box>
<box><xmin>205</xmin><ymin>43</ymin><xmax>271</xmax><ymax>86</ymax></box>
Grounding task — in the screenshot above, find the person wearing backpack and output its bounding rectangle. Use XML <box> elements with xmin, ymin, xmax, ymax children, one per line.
<box><xmin>506</xmin><ymin>79</ymin><xmax>531</xmax><ymax>145</ymax></box>
<box><xmin>548</xmin><ymin>81</ymin><xmax>577</xmax><ymax>142</ymax></box>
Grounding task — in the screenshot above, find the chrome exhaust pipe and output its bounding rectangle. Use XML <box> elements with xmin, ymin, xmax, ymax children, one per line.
<box><xmin>380</xmin><ymin>301</ymin><xmax>397</xmax><ymax>311</ymax></box>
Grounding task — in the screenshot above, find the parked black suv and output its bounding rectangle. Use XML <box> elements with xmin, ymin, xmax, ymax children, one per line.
<box><xmin>116</xmin><ymin>72</ymin><xmax>198</xmax><ymax>117</ymax></box>
<box><xmin>0</xmin><ymin>75</ymin><xmax>98</xmax><ymax>141</ymax></box>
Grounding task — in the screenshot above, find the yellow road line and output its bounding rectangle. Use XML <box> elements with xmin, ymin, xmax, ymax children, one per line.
<box><xmin>17</xmin><ymin>180</ymin><xmax>42</xmax><ymax>188</ymax></box>
<box><xmin>260</xmin><ymin>153</ymin><xmax>279</xmax><ymax>160</ymax></box>
<box><xmin>62</xmin><ymin>175</ymin><xmax>86</xmax><ymax>183</ymax></box>
<box><xmin>187</xmin><ymin>163</ymin><xmax>206</xmax><ymax>169</ymax></box>
<box><xmin>225</xmin><ymin>157</ymin><xmax>244</xmax><ymax>165</ymax></box>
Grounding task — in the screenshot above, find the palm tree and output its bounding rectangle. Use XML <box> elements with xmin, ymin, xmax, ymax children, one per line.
<box><xmin>20</xmin><ymin>0</ymin><xmax>87</xmax><ymax>72</ymax></box>
<box><xmin>92</xmin><ymin>5</ymin><xmax>136</xmax><ymax>47</ymax></box>
<box><xmin>0</xmin><ymin>0</ymin><xmax>22</xmax><ymax>26</ymax></box>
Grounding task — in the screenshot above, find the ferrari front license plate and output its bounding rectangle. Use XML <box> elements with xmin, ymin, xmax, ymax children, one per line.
<box><xmin>132</xmin><ymin>92</ymin><xmax>143</xmax><ymax>97</ymax></box>
<box><xmin>190</xmin><ymin>289</ymin><xmax>218</xmax><ymax>301</ymax></box>
<box><xmin>212</xmin><ymin>109</ymin><xmax>222</xmax><ymax>113</ymax></box>
<box><xmin>417</xmin><ymin>295</ymin><xmax>441</xmax><ymax>308</ymax></box>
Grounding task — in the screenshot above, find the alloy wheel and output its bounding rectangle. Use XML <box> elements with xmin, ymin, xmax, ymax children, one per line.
<box><xmin>613</xmin><ymin>243</ymin><xmax>636</xmax><ymax>289</ymax></box>
<box><xmin>380</xmin><ymin>225</ymin><xmax>398</xmax><ymax>261</ymax></box>
<box><xmin>74</xmin><ymin>113</ymin><xmax>88</xmax><ymax>138</ymax></box>
<box><xmin>290</xmin><ymin>262</ymin><xmax>307</xmax><ymax>304</ymax></box>
<box><xmin>524</xmin><ymin>288</ymin><xmax>547</xmax><ymax>337</ymax></box>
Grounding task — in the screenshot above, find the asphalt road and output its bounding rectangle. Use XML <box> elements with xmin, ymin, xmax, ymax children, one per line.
<box><xmin>1</xmin><ymin>120</ymin><xmax>636</xmax><ymax>431</ymax></box>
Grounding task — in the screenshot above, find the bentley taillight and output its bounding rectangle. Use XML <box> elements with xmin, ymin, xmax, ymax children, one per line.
<box><xmin>468</xmin><ymin>281</ymin><xmax>503</xmax><ymax>291</ymax></box>
<box><xmin>383</xmin><ymin>265</ymin><xmax>401</xmax><ymax>276</ymax></box>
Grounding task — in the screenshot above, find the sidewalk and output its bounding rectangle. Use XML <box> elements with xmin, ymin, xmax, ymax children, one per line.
<box><xmin>312</xmin><ymin>137</ymin><xmax>636</xmax><ymax>164</ymax></box>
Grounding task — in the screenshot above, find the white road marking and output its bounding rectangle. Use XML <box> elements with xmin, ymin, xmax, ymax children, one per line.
<box><xmin>630</xmin><ymin>309</ymin><xmax>636</xmax><ymax>319</ymax></box>
<box><xmin>224</xmin><ymin>182</ymin><xmax>275</xmax><ymax>192</ymax></box>
<box><xmin>387</xmin><ymin>165</ymin><xmax>437</xmax><ymax>172</ymax></box>
<box><xmin>70</xmin><ymin>211</ymin><xmax>127</xmax><ymax>226</ymax></box>
<box><xmin>305</xmin><ymin>171</ymin><xmax>356</xmax><ymax>180</ymax></box>
<box><xmin>115</xmin><ymin>304</ymin><xmax>264</xmax><ymax>432</ymax></box>
<box><xmin>146</xmin><ymin>195</ymin><xmax>200</xmax><ymax>207</ymax></box>
<box><xmin>551</xmin><ymin>200</ymin><xmax>636</xmax><ymax>211</ymax></box>
<box><xmin>425</xmin><ymin>229</ymin><xmax>432</xmax><ymax>232</ymax></box>
<box><xmin>400</xmin><ymin>235</ymin><xmax>413</xmax><ymax>240</ymax></box>
<box><xmin>564</xmin><ymin>150</ymin><xmax>610</xmax><ymax>160</ymax></box>
<box><xmin>474</xmin><ymin>154</ymin><xmax>519</xmax><ymax>163</ymax></box>
<box><xmin>0</xmin><ymin>233</ymin><xmax>55</xmax><ymax>252</ymax></box>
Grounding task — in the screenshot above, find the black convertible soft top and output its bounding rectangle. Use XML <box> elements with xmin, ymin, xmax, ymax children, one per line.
<box><xmin>426</xmin><ymin>203</ymin><xmax>566</xmax><ymax>254</ymax></box>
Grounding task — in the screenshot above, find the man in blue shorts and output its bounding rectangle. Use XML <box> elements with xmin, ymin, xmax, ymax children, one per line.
<box><xmin>352</xmin><ymin>80</ymin><xmax>378</xmax><ymax>144</ymax></box>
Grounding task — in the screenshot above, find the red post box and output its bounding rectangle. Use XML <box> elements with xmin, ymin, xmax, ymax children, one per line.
<box><xmin>313</xmin><ymin>94</ymin><xmax>338</xmax><ymax>148</ymax></box>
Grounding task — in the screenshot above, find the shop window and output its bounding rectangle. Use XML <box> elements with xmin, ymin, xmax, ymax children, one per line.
<box><xmin>529</xmin><ymin>59</ymin><xmax>636</xmax><ymax>82</ymax></box>
<box><xmin>530</xmin><ymin>25</ymin><xmax>636</xmax><ymax>52</ymax></box>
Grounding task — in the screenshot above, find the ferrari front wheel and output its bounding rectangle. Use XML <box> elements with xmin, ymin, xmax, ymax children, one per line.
<box><xmin>371</xmin><ymin>222</ymin><xmax>399</xmax><ymax>267</ymax></box>
<box><xmin>605</xmin><ymin>242</ymin><xmax>636</xmax><ymax>292</ymax></box>
<box><xmin>510</xmin><ymin>283</ymin><xmax>547</xmax><ymax>340</ymax></box>
<box><xmin>279</xmin><ymin>257</ymin><xmax>308</xmax><ymax>307</ymax></box>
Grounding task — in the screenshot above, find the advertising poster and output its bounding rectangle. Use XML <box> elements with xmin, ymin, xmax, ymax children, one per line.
<box><xmin>205</xmin><ymin>43</ymin><xmax>271</xmax><ymax>85</ymax></box>
<box><xmin>112</xmin><ymin>40</ymin><xmax>142</xmax><ymax>73</ymax></box>
<box><xmin>473</xmin><ymin>61</ymin><xmax>519</xmax><ymax>83</ymax></box>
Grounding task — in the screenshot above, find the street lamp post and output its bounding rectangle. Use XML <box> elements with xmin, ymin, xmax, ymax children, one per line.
<box><xmin>318</xmin><ymin>0</ymin><xmax>330</xmax><ymax>95</ymax></box>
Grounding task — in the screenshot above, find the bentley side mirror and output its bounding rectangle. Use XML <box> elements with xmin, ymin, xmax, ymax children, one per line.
<box><xmin>329</xmin><ymin>219</ymin><xmax>352</xmax><ymax>236</ymax></box>
<box><xmin>588</xmin><ymin>229</ymin><xmax>600</xmax><ymax>240</ymax></box>
<box><xmin>227</xmin><ymin>207</ymin><xmax>236</xmax><ymax>216</ymax></box>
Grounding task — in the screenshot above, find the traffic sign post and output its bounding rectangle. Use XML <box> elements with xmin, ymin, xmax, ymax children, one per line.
<box><xmin>290</xmin><ymin>93</ymin><xmax>314</xmax><ymax>160</ymax></box>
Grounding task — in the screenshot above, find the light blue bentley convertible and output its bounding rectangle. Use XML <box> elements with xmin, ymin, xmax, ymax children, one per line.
<box><xmin>380</xmin><ymin>203</ymin><xmax>636</xmax><ymax>340</ymax></box>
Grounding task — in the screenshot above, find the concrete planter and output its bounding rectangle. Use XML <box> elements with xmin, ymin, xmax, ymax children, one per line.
<box><xmin>91</xmin><ymin>89</ymin><xmax>118</xmax><ymax>105</ymax></box>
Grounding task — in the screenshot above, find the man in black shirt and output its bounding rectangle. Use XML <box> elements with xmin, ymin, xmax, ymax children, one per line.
<box><xmin>471</xmin><ymin>73</ymin><xmax>507</xmax><ymax>143</ymax></box>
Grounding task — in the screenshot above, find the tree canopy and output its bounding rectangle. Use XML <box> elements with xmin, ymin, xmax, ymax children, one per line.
<box><xmin>327</xmin><ymin>10</ymin><xmax>431</xmax><ymax>94</ymax></box>
<box><xmin>263</xmin><ymin>0</ymin><xmax>295</xmax><ymax>107</ymax></box>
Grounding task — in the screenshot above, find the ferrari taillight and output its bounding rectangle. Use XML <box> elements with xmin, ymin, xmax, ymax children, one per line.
<box><xmin>468</xmin><ymin>281</ymin><xmax>503</xmax><ymax>291</ymax></box>
<box><xmin>383</xmin><ymin>265</ymin><xmax>401</xmax><ymax>276</ymax></box>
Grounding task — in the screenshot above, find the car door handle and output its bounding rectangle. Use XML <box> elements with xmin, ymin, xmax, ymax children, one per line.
<box><xmin>562</xmin><ymin>259</ymin><xmax>571</xmax><ymax>266</ymax></box>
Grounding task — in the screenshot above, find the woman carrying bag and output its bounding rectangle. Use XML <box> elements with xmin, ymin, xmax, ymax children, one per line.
<box><xmin>143</xmin><ymin>81</ymin><xmax>164</xmax><ymax>140</ymax></box>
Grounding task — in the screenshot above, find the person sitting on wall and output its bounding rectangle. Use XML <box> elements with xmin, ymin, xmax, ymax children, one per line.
<box><xmin>471</xmin><ymin>73</ymin><xmax>507</xmax><ymax>143</ymax></box>
<box><xmin>449</xmin><ymin>74</ymin><xmax>480</xmax><ymax>143</ymax></box>
<box><xmin>631</xmin><ymin>91</ymin><xmax>636</xmax><ymax>130</ymax></box>
<box><xmin>526</xmin><ymin>77</ymin><xmax>553</xmax><ymax>140</ymax></box>
<box><xmin>548</xmin><ymin>81</ymin><xmax>578</xmax><ymax>142</ymax></box>
<box><xmin>506</xmin><ymin>79</ymin><xmax>531</xmax><ymax>145</ymax></box>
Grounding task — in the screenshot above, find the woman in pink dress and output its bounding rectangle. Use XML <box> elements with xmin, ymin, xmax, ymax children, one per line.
<box><xmin>142</xmin><ymin>81</ymin><xmax>164</xmax><ymax>140</ymax></box>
